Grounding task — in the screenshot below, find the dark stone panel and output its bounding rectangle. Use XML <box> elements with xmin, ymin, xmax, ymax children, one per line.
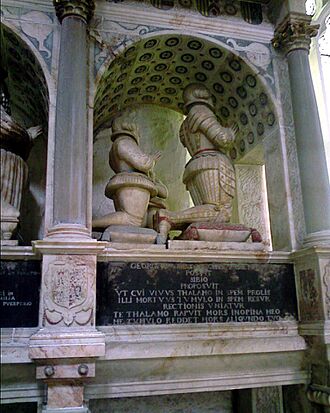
<box><xmin>96</xmin><ymin>262</ymin><xmax>297</xmax><ymax>326</ymax></box>
<box><xmin>1</xmin><ymin>403</ymin><xmax>38</xmax><ymax>413</ymax></box>
<box><xmin>0</xmin><ymin>260</ymin><xmax>41</xmax><ymax>328</ymax></box>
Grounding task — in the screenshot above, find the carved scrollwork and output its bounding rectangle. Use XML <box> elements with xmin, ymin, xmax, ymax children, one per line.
<box><xmin>53</xmin><ymin>0</ymin><xmax>95</xmax><ymax>23</ymax></box>
<box><xmin>324</xmin><ymin>263</ymin><xmax>330</xmax><ymax>319</ymax></box>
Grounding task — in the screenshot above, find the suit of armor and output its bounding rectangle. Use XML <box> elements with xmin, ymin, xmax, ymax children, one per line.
<box><xmin>158</xmin><ymin>84</ymin><xmax>237</xmax><ymax>237</ymax></box>
<box><xmin>92</xmin><ymin>117</ymin><xmax>163</xmax><ymax>230</ymax></box>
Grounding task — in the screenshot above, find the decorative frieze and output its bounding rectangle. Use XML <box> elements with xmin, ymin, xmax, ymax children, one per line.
<box><xmin>53</xmin><ymin>0</ymin><xmax>95</xmax><ymax>23</ymax></box>
<box><xmin>272</xmin><ymin>14</ymin><xmax>319</xmax><ymax>54</ymax></box>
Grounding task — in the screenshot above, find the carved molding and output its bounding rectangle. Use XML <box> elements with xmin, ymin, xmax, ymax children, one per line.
<box><xmin>272</xmin><ymin>14</ymin><xmax>319</xmax><ymax>54</ymax></box>
<box><xmin>324</xmin><ymin>263</ymin><xmax>330</xmax><ymax>319</ymax></box>
<box><xmin>298</xmin><ymin>268</ymin><xmax>322</xmax><ymax>321</ymax></box>
<box><xmin>43</xmin><ymin>255</ymin><xmax>96</xmax><ymax>327</ymax></box>
<box><xmin>53</xmin><ymin>0</ymin><xmax>95</xmax><ymax>23</ymax></box>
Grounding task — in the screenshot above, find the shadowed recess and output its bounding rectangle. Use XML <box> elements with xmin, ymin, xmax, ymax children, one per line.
<box><xmin>94</xmin><ymin>34</ymin><xmax>277</xmax><ymax>161</ymax></box>
<box><xmin>0</xmin><ymin>24</ymin><xmax>49</xmax><ymax>129</ymax></box>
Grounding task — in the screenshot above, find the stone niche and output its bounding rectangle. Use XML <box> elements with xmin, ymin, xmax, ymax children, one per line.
<box><xmin>1</xmin><ymin>25</ymin><xmax>49</xmax><ymax>244</ymax></box>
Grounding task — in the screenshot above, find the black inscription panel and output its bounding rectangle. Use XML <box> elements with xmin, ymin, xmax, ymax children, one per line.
<box><xmin>96</xmin><ymin>262</ymin><xmax>297</xmax><ymax>325</ymax></box>
<box><xmin>0</xmin><ymin>260</ymin><xmax>41</xmax><ymax>328</ymax></box>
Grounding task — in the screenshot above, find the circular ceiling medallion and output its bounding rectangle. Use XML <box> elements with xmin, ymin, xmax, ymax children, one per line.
<box><xmin>176</xmin><ymin>66</ymin><xmax>188</xmax><ymax>74</ymax></box>
<box><xmin>236</xmin><ymin>86</ymin><xmax>247</xmax><ymax>99</ymax></box>
<box><xmin>220</xmin><ymin>106</ymin><xmax>230</xmax><ymax>118</ymax></box>
<box><xmin>228</xmin><ymin>97</ymin><xmax>238</xmax><ymax>108</ymax></box>
<box><xmin>220</xmin><ymin>72</ymin><xmax>233</xmax><ymax>83</ymax></box>
<box><xmin>240</xmin><ymin>113</ymin><xmax>248</xmax><ymax>125</ymax></box>
<box><xmin>155</xmin><ymin>63</ymin><xmax>168</xmax><ymax>71</ymax></box>
<box><xmin>259</xmin><ymin>92</ymin><xmax>268</xmax><ymax>106</ymax></box>
<box><xmin>209</xmin><ymin>47</ymin><xmax>223</xmax><ymax>58</ymax></box>
<box><xmin>257</xmin><ymin>122</ymin><xmax>265</xmax><ymax>135</ymax></box>
<box><xmin>132</xmin><ymin>76</ymin><xmax>143</xmax><ymax>84</ymax></box>
<box><xmin>213</xmin><ymin>83</ymin><xmax>224</xmax><ymax>94</ymax></box>
<box><xmin>267</xmin><ymin>112</ymin><xmax>275</xmax><ymax>126</ymax></box>
<box><xmin>160</xmin><ymin>51</ymin><xmax>174</xmax><ymax>59</ymax></box>
<box><xmin>150</xmin><ymin>75</ymin><xmax>162</xmax><ymax>82</ymax></box>
<box><xmin>165</xmin><ymin>37</ymin><xmax>180</xmax><ymax>47</ymax></box>
<box><xmin>229</xmin><ymin>60</ymin><xmax>241</xmax><ymax>71</ymax></box>
<box><xmin>195</xmin><ymin>72</ymin><xmax>207</xmax><ymax>81</ymax></box>
<box><xmin>181</xmin><ymin>53</ymin><xmax>194</xmax><ymax>63</ymax></box>
<box><xmin>246</xmin><ymin>74</ymin><xmax>257</xmax><ymax>88</ymax></box>
<box><xmin>165</xmin><ymin>87</ymin><xmax>176</xmax><ymax>94</ymax></box>
<box><xmin>202</xmin><ymin>60</ymin><xmax>215</xmax><ymax>70</ymax></box>
<box><xmin>247</xmin><ymin>131</ymin><xmax>254</xmax><ymax>144</ymax></box>
<box><xmin>144</xmin><ymin>39</ymin><xmax>158</xmax><ymax>48</ymax></box>
<box><xmin>170</xmin><ymin>76</ymin><xmax>182</xmax><ymax>84</ymax></box>
<box><xmin>139</xmin><ymin>53</ymin><xmax>153</xmax><ymax>62</ymax></box>
<box><xmin>128</xmin><ymin>87</ymin><xmax>139</xmax><ymax>95</ymax></box>
<box><xmin>135</xmin><ymin>65</ymin><xmax>147</xmax><ymax>73</ymax></box>
<box><xmin>249</xmin><ymin>103</ymin><xmax>257</xmax><ymax>116</ymax></box>
<box><xmin>188</xmin><ymin>40</ymin><xmax>202</xmax><ymax>50</ymax></box>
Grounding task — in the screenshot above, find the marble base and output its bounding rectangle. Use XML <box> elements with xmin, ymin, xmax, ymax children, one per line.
<box><xmin>29</xmin><ymin>329</ymin><xmax>105</xmax><ymax>360</ymax></box>
<box><xmin>168</xmin><ymin>240</ymin><xmax>266</xmax><ymax>251</ymax></box>
<box><xmin>101</xmin><ymin>225</ymin><xmax>158</xmax><ymax>244</ymax></box>
<box><xmin>1</xmin><ymin>239</ymin><xmax>18</xmax><ymax>246</ymax></box>
<box><xmin>42</xmin><ymin>408</ymin><xmax>89</xmax><ymax>413</ymax></box>
<box><xmin>303</xmin><ymin>230</ymin><xmax>330</xmax><ymax>247</ymax></box>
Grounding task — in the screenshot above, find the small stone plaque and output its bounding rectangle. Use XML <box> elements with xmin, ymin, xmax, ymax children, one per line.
<box><xmin>96</xmin><ymin>262</ymin><xmax>298</xmax><ymax>325</ymax></box>
<box><xmin>0</xmin><ymin>260</ymin><xmax>41</xmax><ymax>328</ymax></box>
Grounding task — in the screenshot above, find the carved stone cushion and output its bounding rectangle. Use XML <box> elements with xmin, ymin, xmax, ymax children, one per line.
<box><xmin>179</xmin><ymin>222</ymin><xmax>262</xmax><ymax>242</ymax></box>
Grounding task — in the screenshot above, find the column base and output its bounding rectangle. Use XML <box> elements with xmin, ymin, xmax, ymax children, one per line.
<box><xmin>46</xmin><ymin>224</ymin><xmax>91</xmax><ymax>241</ymax></box>
<box><xmin>29</xmin><ymin>328</ymin><xmax>105</xmax><ymax>360</ymax></box>
<box><xmin>42</xmin><ymin>409</ymin><xmax>89</xmax><ymax>413</ymax></box>
<box><xmin>303</xmin><ymin>230</ymin><xmax>330</xmax><ymax>248</ymax></box>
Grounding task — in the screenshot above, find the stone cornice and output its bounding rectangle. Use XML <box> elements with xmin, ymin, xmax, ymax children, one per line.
<box><xmin>272</xmin><ymin>13</ymin><xmax>319</xmax><ymax>54</ymax></box>
<box><xmin>53</xmin><ymin>0</ymin><xmax>95</xmax><ymax>23</ymax></box>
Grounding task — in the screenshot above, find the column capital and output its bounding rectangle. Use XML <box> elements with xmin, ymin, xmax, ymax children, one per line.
<box><xmin>53</xmin><ymin>0</ymin><xmax>95</xmax><ymax>24</ymax></box>
<box><xmin>272</xmin><ymin>13</ymin><xmax>319</xmax><ymax>54</ymax></box>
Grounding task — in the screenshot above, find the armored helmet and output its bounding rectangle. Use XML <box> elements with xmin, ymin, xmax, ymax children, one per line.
<box><xmin>183</xmin><ymin>83</ymin><xmax>214</xmax><ymax>113</ymax></box>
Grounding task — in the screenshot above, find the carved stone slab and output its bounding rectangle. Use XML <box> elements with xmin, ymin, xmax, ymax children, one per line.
<box><xmin>96</xmin><ymin>262</ymin><xmax>297</xmax><ymax>325</ymax></box>
<box><xmin>0</xmin><ymin>260</ymin><xmax>41</xmax><ymax>327</ymax></box>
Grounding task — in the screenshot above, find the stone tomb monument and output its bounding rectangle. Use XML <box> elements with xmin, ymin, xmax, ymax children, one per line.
<box><xmin>93</xmin><ymin>84</ymin><xmax>262</xmax><ymax>248</ymax></box>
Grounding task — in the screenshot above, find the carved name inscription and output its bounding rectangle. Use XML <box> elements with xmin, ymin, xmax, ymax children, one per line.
<box><xmin>96</xmin><ymin>262</ymin><xmax>297</xmax><ymax>325</ymax></box>
<box><xmin>0</xmin><ymin>260</ymin><xmax>41</xmax><ymax>327</ymax></box>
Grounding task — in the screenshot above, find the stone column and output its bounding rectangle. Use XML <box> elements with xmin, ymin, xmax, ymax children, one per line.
<box><xmin>30</xmin><ymin>2</ymin><xmax>106</xmax><ymax>412</ymax></box>
<box><xmin>48</xmin><ymin>0</ymin><xmax>95</xmax><ymax>239</ymax></box>
<box><xmin>273</xmin><ymin>13</ymin><xmax>330</xmax><ymax>248</ymax></box>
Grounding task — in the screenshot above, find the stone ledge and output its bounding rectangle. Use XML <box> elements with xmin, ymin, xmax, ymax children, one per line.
<box><xmin>99</xmin><ymin>248</ymin><xmax>292</xmax><ymax>263</ymax></box>
<box><xmin>98</xmin><ymin>322</ymin><xmax>306</xmax><ymax>360</ymax></box>
<box><xmin>29</xmin><ymin>329</ymin><xmax>105</xmax><ymax>360</ymax></box>
<box><xmin>32</xmin><ymin>240</ymin><xmax>107</xmax><ymax>255</ymax></box>
<box><xmin>85</xmin><ymin>370</ymin><xmax>309</xmax><ymax>400</ymax></box>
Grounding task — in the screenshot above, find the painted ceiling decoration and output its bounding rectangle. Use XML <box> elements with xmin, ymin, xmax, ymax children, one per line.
<box><xmin>94</xmin><ymin>34</ymin><xmax>277</xmax><ymax>161</ymax></box>
<box><xmin>106</xmin><ymin>0</ymin><xmax>264</xmax><ymax>23</ymax></box>
<box><xmin>0</xmin><ymin>24</ymin><xmax>49</xmax><ymax>129</ymax></box>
